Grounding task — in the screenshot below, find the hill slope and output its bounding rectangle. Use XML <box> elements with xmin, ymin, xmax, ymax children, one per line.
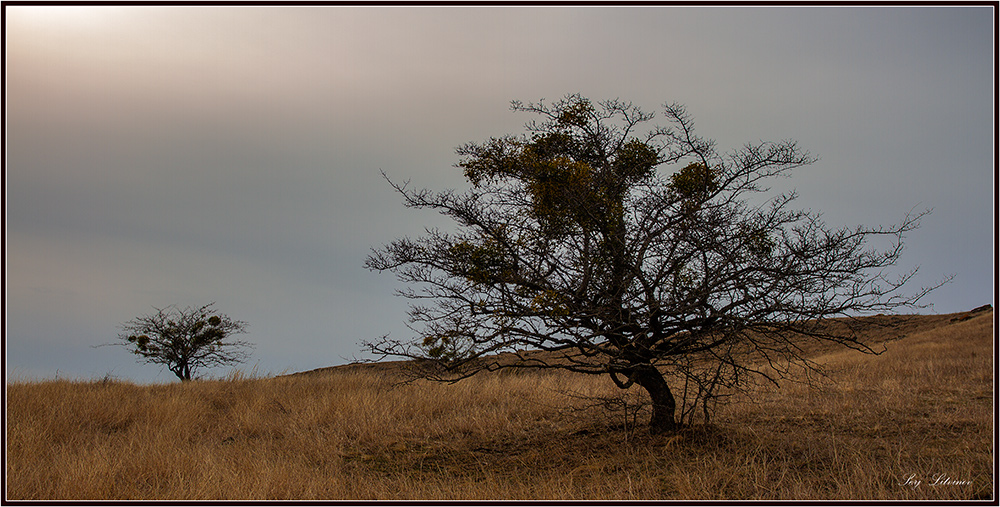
<box><xmin>291</xmin><ymin>307</ymin><xmax>993</xmax><ymax>377</ymax></box>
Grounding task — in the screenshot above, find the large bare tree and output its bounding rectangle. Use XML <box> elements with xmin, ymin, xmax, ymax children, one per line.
<box><xmin>365</xmin><ymin>94</ymin><xmax>942</xmax><ymax>433</ymax></box>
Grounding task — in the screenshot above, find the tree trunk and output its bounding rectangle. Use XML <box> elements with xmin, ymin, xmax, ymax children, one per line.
<box><xmin>632</xmin><ymin>364</ymin><xmax>678</xmax><ymax>434</ymax></box>
<box><xmin>174</xmin><ymin>362</ymin><xmax>192</xmax><ymax>381</ymax></box>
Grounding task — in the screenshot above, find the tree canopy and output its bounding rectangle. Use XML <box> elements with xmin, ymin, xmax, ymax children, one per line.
<box><xmin>365</xmin><ymin>94</ymin><xmax>942</xmax><ymax>433</ymax></box>
<box><xmin>117</xmin><ymin>303</ymin><xmax>252</xmax><ymax>381</ymax></box>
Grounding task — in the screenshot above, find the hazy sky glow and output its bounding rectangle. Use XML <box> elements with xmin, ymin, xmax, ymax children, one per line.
<box><xmin>4</xmin><ymin>5</ymin><xmax>994</xmax><ymax>383</ymax></box>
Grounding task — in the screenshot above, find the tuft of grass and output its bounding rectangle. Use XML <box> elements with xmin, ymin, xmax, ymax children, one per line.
<box><xmin>6</xmin><ymin>311</ymin><xmax>993</xmax><ymax>500</ymax></box>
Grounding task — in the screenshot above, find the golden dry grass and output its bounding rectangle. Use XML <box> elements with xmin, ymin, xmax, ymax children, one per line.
<box><xmin>6</xmin><ymin>310</ymin><xmax>994</xmax><ymax>500</ymax></box>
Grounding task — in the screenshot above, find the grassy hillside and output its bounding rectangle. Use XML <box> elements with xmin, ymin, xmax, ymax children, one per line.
<box><xmin>5</xmin><ymin>309</ymin><xmax>994</xmax><ymax>500</ymax></box>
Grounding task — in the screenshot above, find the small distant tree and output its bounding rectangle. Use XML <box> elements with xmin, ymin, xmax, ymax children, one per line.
<box><xmin>117</xmin><ymin>303</ymin><xmax>252</xmax><ymax>381</ymax></box>
<box><xmin>365</xmin><ymin>94</ymin><xmax>946</xmax><ymax>434</ymax></box>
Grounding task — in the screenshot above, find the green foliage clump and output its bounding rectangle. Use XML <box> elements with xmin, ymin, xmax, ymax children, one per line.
<box><xmin>669</xmin><ymin>162</ymin><xmax>720</xmax><ymax>202</ymax></box>
<box><xmin>612</xmin><ymin>139</ymin><xmax>659</xmax><ymax>184</ymax></box>
<box><xmin>421</xmin><ymin>331</ymin><xmax>463</xmax><ymax>361</ymax></box>
<box><xmin>448</xmin><ymin>240</ymin><xmax>513</xmax><ymax>285</ymax></box>
<box><xmin>556</xmin><ymin>96</ymin><xmax>594</xmax><ymax>127</ymax></box>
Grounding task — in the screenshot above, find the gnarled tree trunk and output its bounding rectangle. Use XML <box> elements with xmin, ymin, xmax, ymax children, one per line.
<box><xmin>631</xmin><ymin>364</ymin><xmax>678</xmax><ymax>434</ymax></box>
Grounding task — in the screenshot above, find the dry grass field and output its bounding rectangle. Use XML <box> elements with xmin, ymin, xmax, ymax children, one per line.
<box><xmin>5</xmin><ymin>309</ymin><xmax>994</xmax><ymax>500</ymax></box>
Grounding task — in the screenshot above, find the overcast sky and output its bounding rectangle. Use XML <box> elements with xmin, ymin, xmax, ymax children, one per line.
<box><xmin>5</xmin><ymin>5</ymin><xmax>994</xmax><ymax>383</ymax></box>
